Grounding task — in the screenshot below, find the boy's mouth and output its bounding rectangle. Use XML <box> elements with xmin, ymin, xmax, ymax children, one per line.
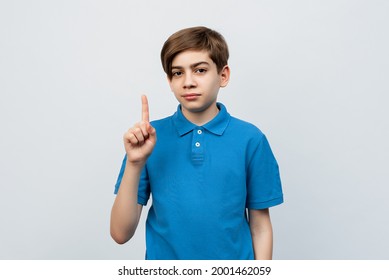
<box><xmin>182</xmin><ymin>93</ymin><xmax>201</xmax><ymax>101</ymax></box>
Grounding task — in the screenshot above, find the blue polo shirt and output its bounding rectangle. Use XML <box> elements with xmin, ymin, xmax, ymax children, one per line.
<box><xmin>114</xmin><ymin>103</ymin><xmax>283</xmax><ymax>260</ymax></box>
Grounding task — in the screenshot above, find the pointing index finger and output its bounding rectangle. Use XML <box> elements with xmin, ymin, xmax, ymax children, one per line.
<box><xmin>141</xmin><ymin>95</ymin><xmax>150</xmax><ymax>122</ymax></box>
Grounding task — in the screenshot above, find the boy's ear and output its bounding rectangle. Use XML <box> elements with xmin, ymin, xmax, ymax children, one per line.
<box><xmin>220</xmin><ymin>65</ymin><xmax>230</xmax><ymax>88</ymax></box>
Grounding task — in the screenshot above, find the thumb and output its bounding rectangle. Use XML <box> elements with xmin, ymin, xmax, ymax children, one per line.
<box><xmin>147</xmin><ymin>124</ymin><xmax>157</xmax><ymax>142</ymax></box>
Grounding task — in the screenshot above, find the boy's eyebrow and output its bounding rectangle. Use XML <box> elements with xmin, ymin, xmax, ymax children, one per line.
<box><xmin>171</xmin><ymin>61</ymin><xmax>210</xmax><ymax>70</ymax></box>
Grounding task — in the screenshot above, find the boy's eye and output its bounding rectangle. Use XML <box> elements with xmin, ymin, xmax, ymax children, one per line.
<box><xmin>172</xmin><ymin>71</ymin><xmax>182</xmax><ymax>77</ymax></box>
<box><xmin>195</xmin><ymin>68</ymin><xmax>207</xmax><ymax>74</ymax></box>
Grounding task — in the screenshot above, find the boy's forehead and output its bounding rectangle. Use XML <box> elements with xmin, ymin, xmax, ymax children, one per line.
<box><xmin>172</xmin><ymin>50</ymin><xmax>214</xmax><ymax>67</ymax></box>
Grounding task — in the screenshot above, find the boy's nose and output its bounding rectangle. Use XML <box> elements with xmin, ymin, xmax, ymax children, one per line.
<box><xmin>183</xmin><ymin>74</ymin><xmax>196</xmax><ymax>89</ymax></box>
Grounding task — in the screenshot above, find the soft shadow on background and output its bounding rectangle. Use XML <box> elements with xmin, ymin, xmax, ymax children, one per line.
<box><xmin>1</xmin><ymin>0</ymin><xmax>388</xmax><ymax>259</ymax></box>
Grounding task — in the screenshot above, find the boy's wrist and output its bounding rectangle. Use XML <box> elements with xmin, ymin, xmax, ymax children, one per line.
<box><xmin>125</xmin><ymin>159</ymin><xmax>146</xmax><ymax>171</ymax></box>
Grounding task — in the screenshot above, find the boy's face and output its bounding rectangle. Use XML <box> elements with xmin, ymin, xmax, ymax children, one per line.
<box><xmin>168</xmin><ymin>50</ymin><xmax>230</xmax><ymax>123</ymax></box>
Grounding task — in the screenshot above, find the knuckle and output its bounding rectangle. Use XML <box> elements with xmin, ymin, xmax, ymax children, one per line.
<box><xmin>129</xmin><ymin>137</ymin><xmax>138</xmax><ymax>144</ymax></box>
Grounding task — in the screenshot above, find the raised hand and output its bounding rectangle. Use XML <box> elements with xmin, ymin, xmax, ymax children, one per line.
<box><xmin>123</xmin><ymin>95</ymin><xmax>157</xmax><ymax>166</ymax></box>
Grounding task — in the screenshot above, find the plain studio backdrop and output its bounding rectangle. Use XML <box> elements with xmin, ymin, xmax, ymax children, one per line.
<box><xmin>0</xmin><ymin>0</ymin><xmax>388</xmax><ymax>260</ymax></box>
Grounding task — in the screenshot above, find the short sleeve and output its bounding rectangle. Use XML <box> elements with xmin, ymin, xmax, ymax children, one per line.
<box><xmin>246</xmin><ymin>134</ymin><xmax>284</xmax><ymax>209</ymax></box>
<box><xmin>113</xmin><ymin>154</ymin><xmax>151</xmax><ymax>206</ymax></box>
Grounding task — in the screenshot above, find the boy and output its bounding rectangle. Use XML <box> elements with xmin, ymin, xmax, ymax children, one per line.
<box><xmin>110</xmin><ymin>26</ymin><xmax>283</xmax><ymax>260</ymax></box>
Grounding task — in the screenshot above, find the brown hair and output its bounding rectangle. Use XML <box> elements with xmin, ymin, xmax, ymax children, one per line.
<box><xmin>161</xmin><ymin>26</ymin><xmax>229</xmax><ymax>80</ymax></box>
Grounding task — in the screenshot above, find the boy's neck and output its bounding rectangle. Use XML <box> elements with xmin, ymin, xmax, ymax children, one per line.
<box><xmin>181</xmin><ymin>104</ymin><xmax>219</xmax><ymax>126</ymax></box>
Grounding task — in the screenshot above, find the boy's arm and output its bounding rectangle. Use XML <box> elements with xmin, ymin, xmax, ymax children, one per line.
<box><xmin>110</xmin><ymin>95</ymin><xmax>156</xmax><ymax>244</ymax></box>
<box><xmin>110</xmin><ymin>164</ymin><xmax>144</xmax><ymax>244</ymax></box>
<box><xmin>249</xmin><ymin>208</ymin><xmax>273</xmax><ymax>260</ymax></box>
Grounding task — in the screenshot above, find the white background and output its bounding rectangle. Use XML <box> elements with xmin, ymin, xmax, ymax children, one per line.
<box><xmin>0</xmin><ymin>0</ymin><xmax>388</xmax><ymax>259</ymax></box>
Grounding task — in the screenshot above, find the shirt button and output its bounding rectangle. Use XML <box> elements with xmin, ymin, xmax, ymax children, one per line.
<box><xmin>197</xmin><ymin>129</ymin><xmax>202</xmax><ymax>134</ymax></box>
<box><xmin>195</xmin><ymin>142</ymin><xmax>201</xmax><ymax>147</ymax></box>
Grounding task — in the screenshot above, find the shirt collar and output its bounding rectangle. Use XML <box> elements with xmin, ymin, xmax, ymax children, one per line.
<box><xmin>172</xmin><ymin>102</ymin><xmax>231</xmax><ymax>136</ymax></box>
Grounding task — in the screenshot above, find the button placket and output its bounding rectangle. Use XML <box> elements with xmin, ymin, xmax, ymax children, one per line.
<box><xmin>191</xmin><ymin>127</ymin><xmax>204</xmax><ymax>163</ymax></box>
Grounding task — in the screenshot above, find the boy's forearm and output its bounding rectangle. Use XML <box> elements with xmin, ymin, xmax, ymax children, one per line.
<box><xmin>251</xmin><ymin>226</ymin><xmax>273</xmax><ymax>260</ymax></box>
<box><xmin>249</xmin><ymin>208</ymin><xmax>273</xmax><ymax>260</ymax></box>
<box><xmin>110</xmin><ymin>162</ymin><xmax>143</xmax><ymax>244</ymax></box>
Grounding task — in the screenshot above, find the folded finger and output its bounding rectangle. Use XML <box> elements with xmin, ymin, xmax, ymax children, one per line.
<box><xmin>131</xmin><ymin>127</ymin><xmax>145</xmax><ymax>144</ymax></box>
